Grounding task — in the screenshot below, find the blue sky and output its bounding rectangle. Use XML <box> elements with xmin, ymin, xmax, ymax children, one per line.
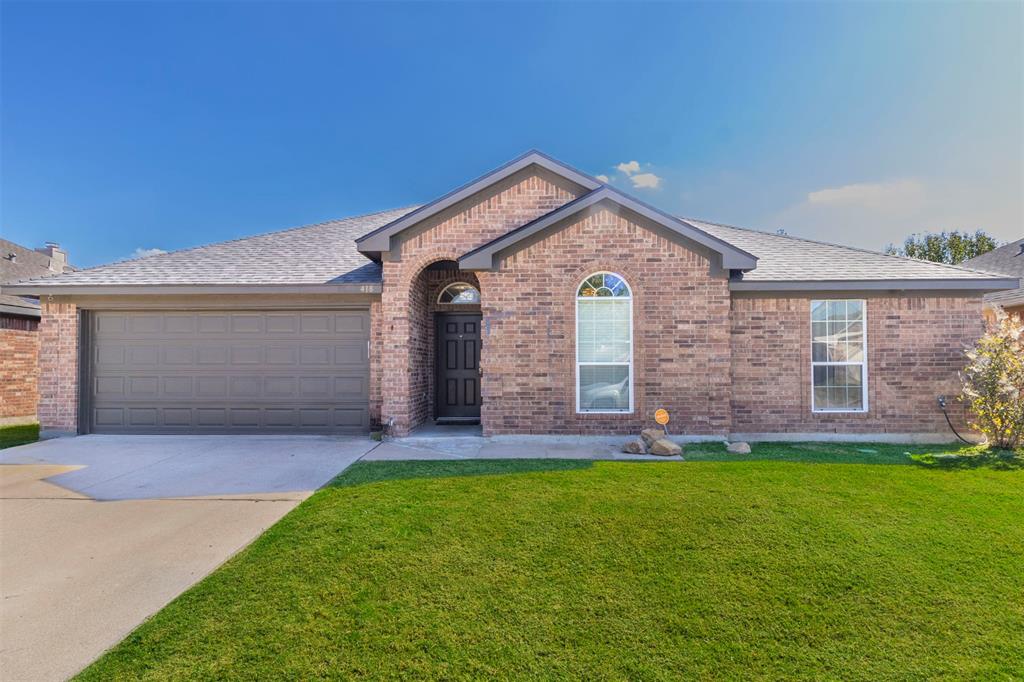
<box><xmin>2</xmin><ymin>1</ymin><xmax>1021</xmax><ymax>268</ymax></box>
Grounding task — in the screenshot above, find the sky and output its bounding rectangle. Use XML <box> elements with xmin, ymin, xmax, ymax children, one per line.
<box><xmin>1</xmin><ymin>1</ymin><xmax>1021</xmax><ymax>268</ymax></box>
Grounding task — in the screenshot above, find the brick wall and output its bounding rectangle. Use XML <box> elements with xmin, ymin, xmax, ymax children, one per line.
<box><xmin>369</xmin><ymin>300</ymin><xmax>383</xmax><ymax>428</ymax></box>
<box><xmin>0</xmin><ymin>327</ymin><xmax>40</xmax><ymax>424</ymax></box>
<box><xmin>730</xmin><ymin>295</ymin><xmax>983</xmax><ymax>435</ymax></box>
<box><xmin>38</xmin><ymin>301</ymin><xmax>79</xmax><ymax>433</ymax></box>
<box><xmin>379</xmin><ymin>170</ymin><xmax>578</xmax><ymax>435</ymax></box>
<box><xmin>479</xmin><ymin>207</ymin><xmax>733</xmax><ymax>436</ymax></box>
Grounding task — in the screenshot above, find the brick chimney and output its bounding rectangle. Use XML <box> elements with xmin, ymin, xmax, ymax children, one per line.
<box><xmin>36</xmin><ymin>242</ymin><xmax>68</xmax><ymax>273</ymax></box>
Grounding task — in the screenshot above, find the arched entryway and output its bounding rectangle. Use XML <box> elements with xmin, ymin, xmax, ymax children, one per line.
<box><xmin>399</xmin><ymin>259</ymin><xmax>483</xmax><ymax>431</ymax></box>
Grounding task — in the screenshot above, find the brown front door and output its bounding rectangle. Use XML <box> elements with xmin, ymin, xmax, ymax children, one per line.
<box><xmin>435</xmin><ymin>313</ymin><xmax>482</xmax><ymax>422</ymax></box>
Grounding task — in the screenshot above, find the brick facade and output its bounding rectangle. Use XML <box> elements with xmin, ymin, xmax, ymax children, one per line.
<box><xmin>37</xmin><ymin>301</ymin><xmax>79</xmax><ymax>433</ymax></box>
<box><xmin>378</xmin><ymin>170</ymin><xmax>578</xmax><ymax>435</ymax></box>
<box><xmin>478</xmin><ymin>208</ymin><xmax>732</xmax><ymax>436</ymax></box>
<box><xmin>0</xmin><ymin>328</ymin><xmax>40</xmax><ymax>424</ymax></box>
<box><xmin>31</xmin><ymin>170</ymin><xmax>991</xmax><ymax>441</ymax></box>
<box><xmin>372</xmin><ymin>171</ymin><xmax>986</xmax><ymax>439</ymax></box>
<box><xmin>729</xmin><ymin>295</ymin><xmax>982</xmax><ymax>436</ymax></box>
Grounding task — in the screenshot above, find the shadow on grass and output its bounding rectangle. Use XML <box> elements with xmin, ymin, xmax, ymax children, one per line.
<box><xmin>328</xmin><ymin>458</ymin><xmax>595</xmax><ymax>488</ymax></box>
<box><xmin>329</xmin><ymin>444</ymin><xmax>1023</xmax><ymax>489</ymax></box>
<box><xmin>909</xmin><ymin>451</ymin><xmax>1023</xmax><ymax>471</ymax></box>
<box><xmin>648</xmin><ymin>441</ymin><xmax>1023</xmax><ymax>471</ymax></box>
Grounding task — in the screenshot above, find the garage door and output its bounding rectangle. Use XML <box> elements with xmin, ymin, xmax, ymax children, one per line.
<box><xmin>86</xmin><ymin>310</ymin><xmax>370</xmax><ymax>434</ymax></box>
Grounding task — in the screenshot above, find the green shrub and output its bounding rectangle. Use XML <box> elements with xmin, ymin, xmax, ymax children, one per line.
<box><xmin>961</xmin><ymin>309</ymin><xmax>1024</xmax><ymax>450</ymax></box>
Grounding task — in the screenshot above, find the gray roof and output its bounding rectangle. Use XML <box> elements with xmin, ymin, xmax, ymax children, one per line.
<box><xmin>5</xmin><ymin>208</ymin><xmax>414</xmax><ymax>290</ymax></box>
<box><xmin>0</xmin><ymin>238</ymin><xmax>73</xmax><ymax>316</ymax></box>
<box><xmin>2</xmin><ymin>198</ymin><xmax>1016</xmax><ymax>296</ymax></box>
<box><xmin>687</xmin><ymin>218</ymin><xmax>1017</xmax><ymax>290</ymax></box>
<box><xmin>961</xmin><ymin>237</ymin><xmax>1024</xmax><ymax>306</ymax></box>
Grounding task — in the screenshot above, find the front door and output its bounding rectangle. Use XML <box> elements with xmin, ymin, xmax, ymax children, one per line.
<box><xmin>435</xmin><ymin>313</ymin><xmax>482</xmax><ymax>422</ymax></box>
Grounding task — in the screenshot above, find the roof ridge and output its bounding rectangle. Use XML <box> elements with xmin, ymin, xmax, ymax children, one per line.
<box><xmin>682</xmin><ymin>215</ymin><xmax>1007</xmax><ymax>278</ymax></box>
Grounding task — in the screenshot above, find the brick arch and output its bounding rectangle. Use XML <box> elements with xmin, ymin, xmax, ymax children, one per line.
<box><xmin>379</xmin><ymin>251</ymin><xmax>484</xmax><ymax>435</ymax></box>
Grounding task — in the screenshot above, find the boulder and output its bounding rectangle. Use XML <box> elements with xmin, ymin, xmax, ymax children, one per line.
<box><xmin>726</xmin><ymin>441</ymin><xmax>752</xmax><ymax>454</ymax></box>
<box><xmin>622</xmin><ymin>439</ymin><xmax>647</xmax><ymax>455</ymax></box>
<box><xmin>640</xmin><ymin>428</ymin><xmax>665</xmax><ymax>448</ymax></box>
<box><xmin>649</xmin><ymin>439</ymin><xmax>683</xmax><ymax>457</ymax></box>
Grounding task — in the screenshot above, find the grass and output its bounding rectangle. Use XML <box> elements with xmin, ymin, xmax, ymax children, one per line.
<box><xmin>79</xmin><ymin>444</ymin><xmax>1023</xmax><ymax>680</ymax></box>
<box><xmin>0</xmin><ymin>423</ymin><xmax>39</xmax><ymax>449</ymax></box>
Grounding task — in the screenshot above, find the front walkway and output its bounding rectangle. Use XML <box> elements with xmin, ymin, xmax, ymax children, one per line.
<box><xmin>366</xmin><ymin>426</ymin><xmax>685</xmax><ymax>461</ymax></box>
<box><xmin>0</xmin><ymin>435</ymin><xmax>374</xmax><ymax>681</ymax></box>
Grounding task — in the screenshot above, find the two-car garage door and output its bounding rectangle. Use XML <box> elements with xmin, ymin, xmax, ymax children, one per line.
<box><xmin>85</xmin><ymin>309</ymin><xmax>370</xmax><ymax>434</ymax></box>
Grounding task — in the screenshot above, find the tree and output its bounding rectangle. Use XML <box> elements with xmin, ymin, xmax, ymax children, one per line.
<box><xmin>960</xmin><ymin>309</ymin><xmax>1024</xmax><ymax>451</ymax></box>
<box><xmin>885</xmin><ymin>230</ymin><xmax>998</xmax><ymax>264</ymax></box>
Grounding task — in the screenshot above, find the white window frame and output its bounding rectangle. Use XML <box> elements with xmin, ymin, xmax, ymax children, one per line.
<box><xmin>810</xmin><ymin>299</ymin><xmax>869</xmax><ymax>414</ymax></box>
<box><xmin>575</xmin><ymin>272</ymin><xmax>634</xmax><ymax>414</ymax></box>
<box><xmin>437</xmin><ymin>281</ymin><xmax>480</xmax><ymax>305</ymax></box>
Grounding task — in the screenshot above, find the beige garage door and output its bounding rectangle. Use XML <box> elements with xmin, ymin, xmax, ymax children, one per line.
<box><xmin>86</xmin><ymin>309</ymin><xmax>370</xmax><ymax>434</ymax></box>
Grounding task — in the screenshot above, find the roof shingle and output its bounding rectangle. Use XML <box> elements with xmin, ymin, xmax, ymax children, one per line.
<box><xmin>961</xmin><ymin>237</ymin><xmax>1024</xmax><ymax>306</ymax></box>
<box><xmin>686</xmin><ymin>218</ymin><xmax>1014</xmax><ymax>284</ymax></box>
<box><xmin>4</xmin><ymin>205</ymin><xmax>1015</xmax><ymax>292</ymax></box>
<box><xmin>10</xmin><ymin>208</ymin><xmax>414</xmax><ymax>287</ymax></box>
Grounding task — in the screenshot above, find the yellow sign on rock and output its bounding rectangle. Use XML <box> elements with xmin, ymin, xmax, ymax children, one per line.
<box><xmin>654</xmin><ymin>409</ymin><xmax>670</xmax><ymax>426</ymax></box>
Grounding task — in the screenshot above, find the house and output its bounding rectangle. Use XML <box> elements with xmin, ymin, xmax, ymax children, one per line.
<box><xmin>0</xmin><ymin>240</ymin><xmax>72</xmax><ymax>426</ymax></box>
<box><xmin>961</xmin><ymin>237</ymin><xmax>1024</xmax><ymax>320</ymax></box>
<box><xmin>3</xmin><ymin>151</ymin><xmax>1018</xmax><ymax>440</ymax></box>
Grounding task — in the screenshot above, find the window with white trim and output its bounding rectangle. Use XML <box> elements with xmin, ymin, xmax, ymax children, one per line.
<box><xmin>576</xmin><ymin>272</ymin><xmax>633</xmax><ymax>413</ymax></box>
<box><xmin>437</xmin><ymin>282</ymin><xmax>480</xmax><ymax>304</ymax></box>
<box><xmin>811</xmin><ymin>299</ymin><xmax>867</xmax><ymax>412</ymax></box>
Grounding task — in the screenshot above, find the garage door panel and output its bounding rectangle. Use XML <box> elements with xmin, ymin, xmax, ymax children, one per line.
<box><xmin>128</xmin><ymin>376</ymin><xmax>159</xmax><ymax>397</ymax></box>
<box><xmin>196</xmin><ymin>376</ymin><xmax>228</xmax><ymax>397</ymax></box>
<box><xmin>229</xmin><ymin>314</ymin><xmax>262</xmax><ymax>333</ymax></box>
<box><xmin>300</xmin><ymin>314</ymin><xmax>332</xmax><ymax>334</ymax></box>
<box><xmin>164</xmin><ymin>315</ymin><xmax>195</xmax><ymax>333</ymax></box>
<box><xmin>126</xmin><ymin>345</ymin><xmax>159</xmax><ymax>366</ymax></box>
<box><xmin>89</xmin><ymin>309</ymin><xmax>370</xmax><ymax>434</ymax></box>
<box><xmin>335</xmin><ymin>312</ymin><xmax>367</xmax><ymax>334</ymax></box>
<box><xmin>197</xmin><ymin>314</ymin><xmax>229</xmax><ymax>333</ymax></box>
<box><xmin>129</xmin><ymin>408</ymin><xmax>158</xmax><ymax>427</ymax></box>
<box><xmin>96</xmin><ymin>313</ymin><xmax>127</xmax><ymax>335</ymax></box>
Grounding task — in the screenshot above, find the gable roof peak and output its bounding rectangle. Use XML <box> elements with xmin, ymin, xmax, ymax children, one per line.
<box><xmin>459</xmin><ymin>185</ymin><xmax>759</xmax><ymax>271</ymax></box>
<box><xmin>355</xmin><ymin>150</ymin><xmax>602</xmax><ymax>257</ymax></box>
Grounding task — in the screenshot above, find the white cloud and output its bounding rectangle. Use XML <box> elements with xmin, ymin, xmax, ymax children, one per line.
<box><xmin>769</xmin><ymin>177</ymin><xmax>958</xmax><ymax>250</ymax></box>
<box><xmin>128</xmin><ymin>247</ymin><xmax>167</xmax><ymax>260</ymax></box>
<box><xmin>595</xmin><ymin>174</ymin><xmax>609</xmax><ymax>183</ymax></box>
<box><xmin>806</xmin><ymin>179</ymin><xmax>926</xmax><ymax>211</ymax></box>
<box><xmin>615</xmin><ymin>160</ymin><xmax>641</xmax><ymax>175</ymax></box>
<box><xmin>611</xmin><ymin>160</ymin><xmax>661</xmax><ymax>189</ymax></box>
<box><xmin>629</xmin><ymin>172</ymin><xmax>662</xmax><ymax>190</ymax></box>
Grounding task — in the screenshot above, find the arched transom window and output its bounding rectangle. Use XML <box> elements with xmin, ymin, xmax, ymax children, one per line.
<box><xmin>576</xmin><ymin>272</ymin><xmax>633</xmax><ymax>413</ymax></box>
<box><xmin>438</xmin><ymin>282</ymin><xmax>481</xmax><ymax>304</ymax></box>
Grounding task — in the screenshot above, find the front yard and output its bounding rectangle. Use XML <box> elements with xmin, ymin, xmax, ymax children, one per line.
<box><xmin>0</xmin><ymin>423</ymin><xmax>39</xmax><ymax>449</ymax></box>
<box><xmin>80</xmin><ymin>445</ymin><xmax>1022</xmax><ymax>680</ymax></box>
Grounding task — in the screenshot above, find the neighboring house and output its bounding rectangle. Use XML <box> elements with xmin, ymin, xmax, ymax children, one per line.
<box><xmin>4</xmin><ymin>151</ymin><xmax>1019</xmax><ymax>440</ymax></box>
<box><xmin>961</xmin><ymin>237</ymin><xmax>1024</xmax><ymax>320</ymax></box>
<box><xmin>0</xmin><ymin>239</ymin><xmax>72</xmax><ymax>425</ymax></box>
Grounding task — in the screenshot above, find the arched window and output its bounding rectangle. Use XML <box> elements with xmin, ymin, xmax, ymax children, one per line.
<box><xmin>576</xmin><ymin>272</ymin><xmax>632</xmax><ymax>413</ymax></box>
<box><xmin>438</xmin><ymin>282</ymin><xmax>480</xmax><ymax>304</ymax></box>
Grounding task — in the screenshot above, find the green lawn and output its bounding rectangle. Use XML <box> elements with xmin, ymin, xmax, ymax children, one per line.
<box><xmin>0</xmin><ymin>423</ymin><xmax>39</xmax><ymax>449</ymax></box>
<box><xmin>80</xmin><ymin>444</ymin><xmax>1023</xmax><ymax>680</ymax></box>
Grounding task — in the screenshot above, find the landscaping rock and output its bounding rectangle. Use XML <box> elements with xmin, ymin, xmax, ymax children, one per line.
<box><xmin>649</xmin><ymin>439</ymin><xmax>683</xmax><ymax>457</ymax></box>
<box><xmin>622</xmin><ymin>439</ymin><xmax>647</xmax><ymax>455</ymax></box>
<box><xmin>640</xmin><ymin>428</ymin><xmax>665</xmax><ymax>448</ymax></box>
<box><xmin>726</xmin><ymin>441</ymin><xmax>752</xmax><ymax>454</ymax></box>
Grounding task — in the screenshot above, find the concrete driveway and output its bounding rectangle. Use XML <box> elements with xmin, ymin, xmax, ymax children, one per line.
<box><xmin>0</xmin><ymin>435</ymin><xmax>375</xmax><ymax>681</ymax></box>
